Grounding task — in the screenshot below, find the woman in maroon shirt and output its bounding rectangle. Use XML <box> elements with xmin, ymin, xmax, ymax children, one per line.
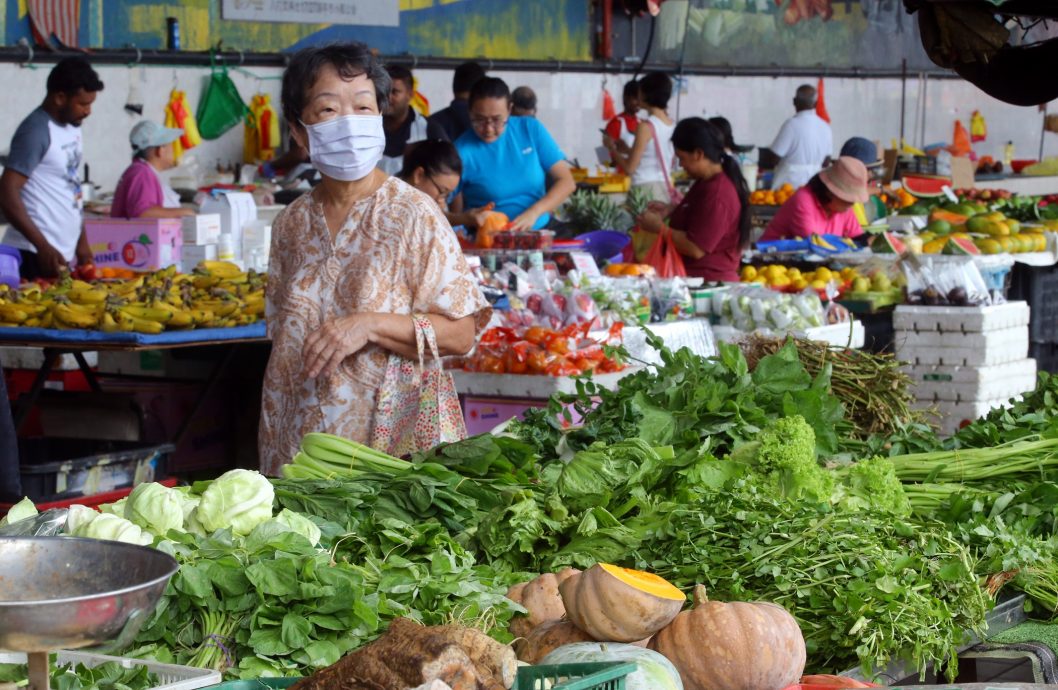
<box><xmin>636</xmin><ymin>118</ymin><xmax>751</xmax><ymax>282</ymax></box>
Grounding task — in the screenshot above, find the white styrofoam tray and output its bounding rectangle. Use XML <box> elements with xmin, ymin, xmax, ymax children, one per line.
<box><xmin>915</xmin><ymin>397</ymin><xmax>1017</xmax><ymax>438</ymax></box>
<box><xmin>0</xmin><ymin>651</ymin><xmax>220</xmax><ymax>690</ymax></box>
<box><xmin>893</xmin><ymin>301</ymin><xmax>1030</xmax><ymax>334</ymax></box>
<box><xmin>712</xmin><ymin>321</ymin><xmax>865</xmax><ymax>349</ymax></box>
<box><xmin>904</xmin><ymin>358</ymin><xmax>1037</xmax><ymax>403</ymax></box>
<box><xmin>894</xmin><ymin>327</ymin><xmax>1029</xmax><ymax>367</ymax></box>
<box><xmin>451</xmin><ymin>369</ymin><xmax>634</xmax><ymax>398</ymax></box>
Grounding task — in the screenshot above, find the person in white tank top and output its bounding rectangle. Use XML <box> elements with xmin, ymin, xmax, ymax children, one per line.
<box><xmin>603</xmin><ymin>71</ymin><xmax>676</xmax><ymax>203</ymax></box>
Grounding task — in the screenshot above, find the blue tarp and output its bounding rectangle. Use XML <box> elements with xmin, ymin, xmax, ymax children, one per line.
<box><xmin>0</xmin><ymin>322</ymin><xmax>267</xmax><ymax>346</ymax></box>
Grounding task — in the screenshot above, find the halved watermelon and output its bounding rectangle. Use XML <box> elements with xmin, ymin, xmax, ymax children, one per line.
<box><xmin>870</xmin><ymin>232</ymin><xmax>906</xmax><ymax>254</ymax></box>
<box><xmin>943</xmin><ymin>236</ymin><xmax>981</xmax><ymax>255</ymax></box>
<box><xmin>903</xmin><ymin>174</ymin><xmax>950</xmax><ymax>198</ymax></box>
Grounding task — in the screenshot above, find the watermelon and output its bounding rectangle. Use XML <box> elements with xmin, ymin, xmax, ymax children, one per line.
<box><xmin>943</xmin><ymin>237</ymin><xmax>981</xmax><ymax>255</ymax></box>
<box><xmin>903</xmin><ymin>174</ymin><xmax>950</xmax><ymax>198</ymax></box>
<box><xmin>541</xmin><ymin>642</ymin><xmax>684</xmax><ymax>690</ymax></box>
<box><xmin>870</xmin><ymin>232</ymin><xmax>906</xmax><ymax>254</ymax></box>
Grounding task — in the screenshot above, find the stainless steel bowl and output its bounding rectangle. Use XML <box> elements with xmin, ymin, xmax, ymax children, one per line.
<box><xmin>0</xmin><ymin>537</ymin><xmax>178</xmax><ymax>653</ymax></box>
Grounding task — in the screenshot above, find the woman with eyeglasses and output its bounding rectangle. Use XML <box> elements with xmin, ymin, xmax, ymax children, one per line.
<box><xmin>450</xmin><ymin>77</ymin><xmax>576</xmax><ymax>232</ymax></box>
<box><xmin>397</xmin><ymin>139</ymin><xmax>462</xmax><ymax>210</ymax></box>
<box><xmin>259</xmin><ymin>44</ymin><xmax>490</xmax><ymax>477</ymax></box>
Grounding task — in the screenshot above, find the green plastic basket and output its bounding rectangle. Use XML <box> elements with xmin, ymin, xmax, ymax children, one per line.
<box><xmin>206</xmin><ymin>680</ymin><xmax>298</xmax><ymax>690</ymax></box>
<box><xmin>515</xmin><ymin>661</ymin><xmax>636</xmax><ymax>690</ymax></box>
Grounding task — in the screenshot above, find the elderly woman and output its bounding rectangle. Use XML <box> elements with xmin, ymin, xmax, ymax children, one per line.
<box><xmin>260</xmin><ymin>44</ymin><xmax>490</xmax><ymax>476</ymax></box>
<box><xmin>759</xmin><ymin>156</ymin><xmax>870</xmax><ymax>242</ymax></box>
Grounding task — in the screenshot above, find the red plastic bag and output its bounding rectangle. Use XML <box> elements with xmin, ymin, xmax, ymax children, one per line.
<box><xmin>643</xmin><ymin>228</ymin><xmax>686</xmax><ymax>278</ymax></box>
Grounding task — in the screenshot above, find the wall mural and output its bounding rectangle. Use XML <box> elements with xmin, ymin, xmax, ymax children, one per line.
<box><xmin>1</xmin><ymin>0</ymin><xmax>591</xmax><ymax>61</ymax></box>
<box><xmin>653</xmin><ymin>0</ymin><xmax>934</xmax><ymax>70</ymax></box>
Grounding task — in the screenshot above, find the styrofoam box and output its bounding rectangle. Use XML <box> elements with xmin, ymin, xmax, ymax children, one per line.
<box><xmin>0</xmin><ymin>650</ymin><xmax>220</xmax><ymax>690</ymax></box>
<box><xmin>894</xmin><ymin>326</ymin><xmax>1028</xmax><ymax>367</ymax></box>
<box><xmin>893</xmin><ymin>301</ymin><xmax>1030</xmax><ymax>334</ymax></box>
<box><xmin>904</xmin><ymin>358</ymin><xmax>1037</xmax><ymax>403</ymax></box>
<box><xmin>0</xmin><ymin>347</ymin><xmax>97</xmax><ymax>370</ymax></box>
<box><xmin>913</xmin><ymin>397</ymin><xmax>1017</xmax><ymax>437</ymax></box>
<box><xmin>712</xmin><ymin>321</ymin><xmax>865</xmax><ymax>349</ymax></box>
<box><xmin>181</xmin><ymin>213</ymin><xmax>221</xmax><ymax>245</ymax></box>
<box><xmin>180</xmin><ymin>243</ymin><xmax>218</xmax><ymax>273</ymax></box>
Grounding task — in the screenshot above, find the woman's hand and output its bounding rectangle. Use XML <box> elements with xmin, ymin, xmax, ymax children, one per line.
<box><xmin>509</xmin><ymin>208</ymin><xmax>542</xmax><ymax>232</ymax></box>
<box><xmin>302</xmin><ymin>313</ymin><xmax>375</xmax><ymax>378</ymax></box>
<box><xmin>636</xmin><ymin>209</ymin><xmax>665</xmax><ymax>233</ymax></box>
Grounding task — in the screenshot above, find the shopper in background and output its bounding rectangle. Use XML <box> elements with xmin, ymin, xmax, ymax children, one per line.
<box><xmin>708</xmin><ymin>116</ymin><xmax>753</xmax><ymax>158</ymax></box>
<box><xmin>429</xmin><ymin>61</ymin><xmax>486</xmax><ymax>142</ymax></box>
<box><xmin>261</xmin><ymin>43</ymin><xmax>490</xmax><ymax>476</ymax></box>
<box><xmin>397</xmin><ymin>139</ymin><xmax>462</xmax><ymax>211</ymax></box>
<box><xmin>636</xmin><ymin>118</ymin><xmax>750</xmax><ymax>282</ymax></box>
<box><xmin>604</xmin><ymin>71</ymin><xmax>676</xmax><ymax>202</ymax></box>
<box><xmin>768</xmin><ymin>84</ymin><xmax>832</xmax><ymax>190</ymax></box>
<box><xmin>111</xmin><ymin>121</ymin><xmax>194</xmax><ymax>219</ymax></box>
<box><xmin>604</xmin><ymin>80</ymin><xmax>640</xmax><ymax>173</ymax></box>
<box><xmin>452</xmin><ymin>77</ymin><xmax>575</xmax><ymax>231</ymax></box>
<box><xmin>511</xmin><ymin>86</ymin><xmax>537</xmax><ymax>117</ymax></box>
<box><xmin>759</xmin><ymin>156</ymin><xmax>868</xmax><ymax>241</ymax></box>
<box><xmin>0</xmin><ymin>57</ymin><xmax>103</xmax><ymax>279</ymax></box>
<box><xmin>839</xmin><ymin>136</ymin><xmax>885</xmax><ymax>225</ymax></box>
<box><xmin>380</xmin><ymin>65</ymin><xmax>447</xmax><ymax>175</ymax></box>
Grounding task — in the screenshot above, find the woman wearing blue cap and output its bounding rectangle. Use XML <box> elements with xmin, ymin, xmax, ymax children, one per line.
<box><xmin>111</xmin><ymin>121</ymin><xmax>194</xmax><ymax>219</ymax></box>
<box><xmin>839</xmin><ymin>137</ymin><xmax>884</xmax><ymax>226</ymax></box>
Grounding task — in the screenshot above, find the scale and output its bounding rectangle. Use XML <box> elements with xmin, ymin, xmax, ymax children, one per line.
<box><xmin>0</xmin><ymin>537</ymin><xmax>179</xmax><ymax>690</ymax></box>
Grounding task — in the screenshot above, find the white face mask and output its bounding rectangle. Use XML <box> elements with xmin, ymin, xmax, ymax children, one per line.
<box><xmin>302</xmin><ymin>114</ymin><xmax>384</xmax><ymax>182</ymax></box>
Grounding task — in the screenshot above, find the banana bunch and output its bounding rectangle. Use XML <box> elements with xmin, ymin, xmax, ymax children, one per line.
<box><xmin>0</xmin><ymin>261</ymin><xmax>267</xmax><ymax>333</ymax></box>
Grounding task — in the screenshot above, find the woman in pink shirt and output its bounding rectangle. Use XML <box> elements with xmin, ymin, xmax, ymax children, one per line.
<box><xmin>111</xmin><ymin>121</ymin><xmax>194</xmax><ymax>219</ymax></box>
<box><xmin>759</xmin><ymin>156</ymin><xmax>869</xmax><ymax>242</ymax></box>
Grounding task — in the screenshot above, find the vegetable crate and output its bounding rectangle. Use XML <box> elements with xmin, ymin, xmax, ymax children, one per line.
<box><xmin>0</xmin><ymin>650</ymin><xmax>220</xmax><ymax>690</ymax></box>
<box><xmin>515</xmin><ymin>662</ymin><xmax>636</xmax><ymax>689</ymax></box>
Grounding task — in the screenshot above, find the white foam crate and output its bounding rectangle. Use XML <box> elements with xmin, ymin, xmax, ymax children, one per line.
<box><xmin>893</xmin><ymin>301</ymin><xmax>1030</xmax><ymax>334</ymax></box>
<box><xmin>904</xmin><ymin>358</ymin><xmax>1037</xmax><ymax>403</ymax></box>
<box><xmin>914</xmin><ymin>397</ymin><xmax>1016</xmax><ymax>437</ymax></box>
<box><xmin>0</xmin><ymin>651</ymin><xmax>220</xmax><ymax>690</ymax></box>
<box><xmin>894</xmin><ymin>327</ymin><xmax>1029</xmax><ymax>367</ymax></box>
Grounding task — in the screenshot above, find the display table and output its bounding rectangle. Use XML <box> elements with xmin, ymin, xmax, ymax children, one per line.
<box><xmin>976</xmin><ymin>175</ymin><xmax>1058</xmax><ymax>196</ymax></box>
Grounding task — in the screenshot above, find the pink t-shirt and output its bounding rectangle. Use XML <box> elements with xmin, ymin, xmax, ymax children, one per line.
<box><xmin>759</xmin><ymin>186</ymin><xmax>862</xmax><ymax>242</ymax></box>
<box><xmin>110</xmin><ymin>159</ymin><xmax>163</xmax><ymax>219</ymax></box>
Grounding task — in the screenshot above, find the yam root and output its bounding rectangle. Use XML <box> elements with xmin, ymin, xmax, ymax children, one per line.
<box><xmin>289</xmin><ymin>617</ymin><xmax>509</xmax><ymax>690</ymax></box>
<box><xmin>515</xmin><ymin>620</ymin><xmax>594</xmax><ymax>664</ymax></box>
<box><xmin>428</xmin><ymin>623</ymin><xmax>518</xmax><ymax>689</ymax></box>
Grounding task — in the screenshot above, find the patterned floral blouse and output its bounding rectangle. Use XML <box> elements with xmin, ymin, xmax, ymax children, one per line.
<box><xmin>259</xmin><ymin>177</ymin><xmax>490</xmax><ymax>476</ymax></box>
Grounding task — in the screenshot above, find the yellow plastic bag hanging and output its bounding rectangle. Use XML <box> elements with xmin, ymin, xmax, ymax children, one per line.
<box><xmin>165</xmin><ymin>89</ymin><xmax>201</xmax><ymax>161</ymax></box>
<box><xmin>256</xmin><ymin>94</ymin><xmax>280</xmax><ymax>161</ymax></box>
<box><xmin>970</xmin><ymin>110</ymin><xmax>987</xmax><ymax>142</ymax></box>
<box><xmin>410</xmin><ymin>76</ymin><xmax>430</xmax><ymax>117</ymax></box>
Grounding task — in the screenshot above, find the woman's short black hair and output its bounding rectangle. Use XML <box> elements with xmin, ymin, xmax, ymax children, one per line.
<box><xmin>281</xmin><ymin>43</ymin><xmax>392</xmax><ymax>124</ymax></box>
<box><xmin>47</xmin><ymin>57</ymin><xmax>104</xmax><ymax>96</ymax></box>
<box><xmin>638</xmin><ymin>71</ymin><xmax>672</xmax><ymax>109</ymax></box>
<box><xmin>623</xmin><ymin>80</ymin><xmax>640</xmax><ymax>99</ymax></box>
<box><xmin>399</xmin><ymin>139</ymin><xmax>463</xmax><ymax>180</ymax></box>
<box><xmin>806</xmin><ymin>174</ymin><xmax>834</xmax><ymax>205</ymax></box>
<box><xmin>468</xmin><ymin>77</ymin><xmax>511</xmax><ymax>106</ymax></box>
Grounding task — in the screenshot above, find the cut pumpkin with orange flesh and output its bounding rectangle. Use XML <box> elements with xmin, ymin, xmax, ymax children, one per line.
<box><xmin>559</xmin><ymin>563</ymin><xmax>686</xmax><ymax>643</ymax></box>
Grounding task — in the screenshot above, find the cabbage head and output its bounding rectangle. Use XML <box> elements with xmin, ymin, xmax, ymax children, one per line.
<box><xmin>65</xmin><ymin>505</ymin><xmax>99</xmax><ymax>534</ymax></box>
<box><xmin>0</xmin><ymin>497</ymin><xmax>36</xmax><ymax>526</ymax></box>
<box><xmin>196</xmin><ymin>469</ymin><xmax>274</xmax><ymax>536</ymax></box>
<box><xmin>74</xmin><ymin>513</ymin><xmax>153</xmax><ymax>545</ymax></box>
<box><xmin>98</xmin><ymin>497</ymin><xmax>128</xmax><ymax>516</ymax></box>
<box><xmin>272</xmin><ymin>508</ymin><xmax>322</xmax><ymax>546</ymax></box>
<box><xmin>125</xmin><ymin>482</ymin><xmax>184</xmax><ymax>535</ymax></box>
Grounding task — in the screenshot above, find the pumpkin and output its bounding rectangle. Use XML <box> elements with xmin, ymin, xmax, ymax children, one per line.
<box><xmin>506</xmin><ymin>568</ymin><xmax>581</xmax><ymax>640</ymax></box>
<box><xmin>800</xmin><ymin>675</ymin><xmax>878</xmax><ymax>688</ymax></box>
<box><xmin>515</xmin><ymin>620</ymin><xmax>594</xmax><ymax>664</ymax></box>
<box><xmin>649</xmin><ymin>585</ymin><xmax>806</xmax><ymax>690</ymax></box>
<box><xmin>541</xmin><ymin>642</ymin><xmax>684</xmax><ymax>690</ymax></box>
<box><xmin>559</xmin><ymin>563</ymin><xmax>685</xmax><ymax>643</ymax></box>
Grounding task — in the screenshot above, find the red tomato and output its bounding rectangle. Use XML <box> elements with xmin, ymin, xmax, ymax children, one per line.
<box><xmin>546</xmin><ymin>360</ymin><xmax>580</xmax><ymax>377</ymax></box>
<box><xmin>479</xmin><ymin>355</ymin><xmax>505</xmax><ymax>374</ymax></box>
<box><xmin>76</xmin><ymin>264</ymin><xmax>98</xmax><ymax>281</ymax></box>
<box><xmin>524</xmin><ymin>326</ymin><xmax>549</xmax><ymax>346</ymax></box>
<box><xmin>527</xmin><ymin>349</ymin><xmax>550</xmax><ymax>373</ymax></box>
<box><xmin>546</xmin><ymin>336</ymin><xmax>570</xmax><ymax>355</ymax></box>
<box><xmin>505</xmin><ymin>350</ymin><xmax>528</xmax><ymax>375</ymax></box>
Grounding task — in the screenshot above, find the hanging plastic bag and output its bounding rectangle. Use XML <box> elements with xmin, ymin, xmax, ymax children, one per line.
<box><xmin>256</xmin><ymin>94</ymin><xmax>280</xmax><ymax>161</ymax></box>
<box><xmin>244</xmin><ymin>95</ymin><xmax>260</xmax><ymax>164</ymax></box>
<box><xmin>197</xmin><ymin>55</ymin><xmax>249</xmax><ymax>140</ymax></box>
<box><xmin>643</xmin><ymin>227</ymin><xmax>686</xmax><ymax>278</ymax></box>
<box><xmin>970</xmin><ymin>110</ymin><xmax>987</xmax><ymax>142</ymax></box>
<box><xmin>165</xmin><ymin>89</ymin><xmax>201</xmax><ymax>160</ymax></box>
<box><xmin>410</xmin><ymin>76</ymin><xmax>430</xmax><ymax>116</ymax></box>
<box><xmin>950</xmin><ymin>119</ymin><xmax>972</xmax><ymax>157</ymax></box>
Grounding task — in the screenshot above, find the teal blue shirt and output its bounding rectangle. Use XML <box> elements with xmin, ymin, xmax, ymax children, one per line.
<box><xmin>455</xmin><ymin>116</ymin><xmax>566</xmax><ymax>229</ymax></box>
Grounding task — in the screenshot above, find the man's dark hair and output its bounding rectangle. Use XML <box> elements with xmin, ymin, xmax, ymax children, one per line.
<box><xmin>47</xmin><ymin>57</ymin><xmax>104</xmax><ymax>96</ymax></box>
<box><xmin>281</xmin><ymin>43</ymin><xmax>392</xmax><ymax>123</ymax></box>
<box><xmin>638</xmin><ymin>71</ymin><xmax>672</xmax><ymax>110</ymax></box>
<box><xmin>469</xmin><ymin>77</ymin><xmax>511</xmax><ymax>106</ymax></box>
<box><xmin>794</xmin><ymin>84</ymin><xmax>817</xmax><ymax>111</ymax></box>
<box><xmin>623</xmin><ymin>80</ymin><xmax>640</xmax><ymax>99</ymax></box>
<box><xmin>399</xmin><ymin>139</ymin><xmax>463</xmax><ymax>180</ymax></box>
<box><xmin>453</xmin><ymin>61</ymin><xmax>486</xmax><ymax>96</ymax></box>
<box><xmin>511</xmin><ymin>86</ymin><xmax>537</xmax><ymax>112</ymax></box>
<box><xmin>386</xmin><ymin>64</ymin><xmax>414</xmax><ymax>92</ymax></box>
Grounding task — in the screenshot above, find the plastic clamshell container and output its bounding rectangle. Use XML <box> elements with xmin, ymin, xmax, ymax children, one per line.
<box><xmin>0</xmin><ymin>650</ymin><xmax>220</xmax><ymax>690</ymax></box>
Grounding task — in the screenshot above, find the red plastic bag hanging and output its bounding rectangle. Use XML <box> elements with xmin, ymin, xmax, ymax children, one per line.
<box><xmin>602</xmin><ymin>87</ymin><xmax>616</xmax><ymax>121</ymax></box>
<box><xmin>816</xmin><ymin>78</ymin><xmax>831</xmax><ymax>123</ymax></box>
<box><xmin>643</xmin><ymin>228</ymin><xmax>686</xmax><ymax>278</ymax></box>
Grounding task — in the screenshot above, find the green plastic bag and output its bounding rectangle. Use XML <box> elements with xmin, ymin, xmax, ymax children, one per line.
<box><xmin>197</xmin><ymin>56</ymin><xmax>248</xmax><ymax>140</ymax></box>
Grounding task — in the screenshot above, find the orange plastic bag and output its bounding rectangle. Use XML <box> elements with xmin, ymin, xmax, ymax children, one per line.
<box><xmin>815</xmin><ymin>77</ymin><xmax>831</xmax><ymax>123</ymax></box>
<box><xmin>643</xmin><ymin>227</ymin><xmax>686</xmax><ymax>278</ymax></box>
<box><xmin>951</xmin><ymin>119</ymin><xmax>973</xmax><ymax>157</ymax></box>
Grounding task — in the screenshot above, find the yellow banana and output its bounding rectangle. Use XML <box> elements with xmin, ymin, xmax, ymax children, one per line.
<box><xmin>53</xmin><ymin>303</ymin><xmax>98</xmax><ymax>329</ymax></box>
<box><xmin>24</xmin><ymin>317</ymin><xmax>41</xmax><ymax>328</ymax></box>
<box><xmin>121</xmin><ymin>305</ymin><xmax>174</xmax><ymax>323</ymax></box>
<box><xmin>242</xmin><ymin>300</ymin><xmax>264</xmax><ymax>317</ymax></box>
<box><xmin>167</xmin><ymin>309</ymin><xmax>194</xmax><ymax>328</ymax></box>
<box><xmin>40</xmin><ymin>311</ymin><xmax>53</xmax><ymax>329</ymax></box>
<box><xmin>193</xmin><ymin>300</ymin><xmax>239</xmax><ymax>317</ymax></box>
<box><xmin>100</xmin><ymin>311</ymin><xmax>121</xmax><ymax>333</ymax></box>
<box><xmin>124</xmin><ymin>314</ymin><xmax>165</xmax><ymax>334</ymax></box>
<box><xmin>190</xmin><ymin>309</ymin><xmax>215</xmax><ymax>326</ymax></box>
<box><xmin>0</xmin><ymin>305</ymin><xmax>29</xmax><ymax>324</ymax></box>
<box><xmin>193</xmin><ymin>275</ymin><xmax>222</xmax><ymax>290</ymax></box>
<box><xmin>199</xmin><ymin>260</ymin><xmax>242</xmax><ymax>278</ymax></box>
<box><xmin>67</xmin><ymin>288</ymin><xmax>108</xmax><ymax>305</ymax></box>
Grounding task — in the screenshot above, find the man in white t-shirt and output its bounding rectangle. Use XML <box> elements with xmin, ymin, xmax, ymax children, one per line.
<box><xmin>0</xmin><ymin>57</ymin><xmax>104</xmax><ymax>279</ymax></box>
<box><xmin>769</xmin><ymin>84</ymin><xmax>832</xmax><ymax>190</ymax></box>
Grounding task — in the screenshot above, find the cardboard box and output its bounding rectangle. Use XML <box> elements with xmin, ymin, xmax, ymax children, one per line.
<box><xmin>182</xmin><ymin>213</ymin><xmax>222</xmax><ymax>245</ymax></box>
<box><xmin>85</xmin><ymin>218</ymin><xmax>182</xmax><ymax>271</ymax></box>
<box><xmin>180</xmin><ymin>243</ymin><xmax>218</xmax><ymax>272</ymax></box>
<box><xmin>199</xmin><ymin>191</ymin><xmax>256</xmax><ymax>260</ymax></box>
